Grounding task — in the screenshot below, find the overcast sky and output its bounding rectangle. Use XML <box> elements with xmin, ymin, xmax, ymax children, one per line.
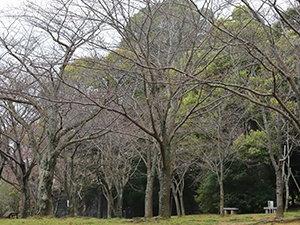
<box><xmin>0</xmin><ymin>0</ymin><xmax>21</xmax><ymax>9</ymax></box>
<box><xmin>0</xmin><ymin>0</ymin><xmax>291</xmax><ymax>10</ymax></box>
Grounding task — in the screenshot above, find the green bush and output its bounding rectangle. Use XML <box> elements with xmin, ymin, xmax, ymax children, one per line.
<box><xmin>0</xmin><ymin>182</ymin><xmax>21</xmax><ymax>216</ymax></box>
<box><xmin>195</xmin><ymin>159</ymin><xmax>275</xmax><ymax>214</ymax></box>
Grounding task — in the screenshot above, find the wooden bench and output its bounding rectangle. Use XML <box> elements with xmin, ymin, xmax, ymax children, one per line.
<box><xmin>223</xmin><ymin>207</ymin><xmax>239</xmax><ymax>215</ymax></box>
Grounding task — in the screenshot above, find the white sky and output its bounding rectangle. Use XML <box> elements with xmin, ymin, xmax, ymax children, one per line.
<box><xmin>0</xmin><ymin>0</ymin><xmax>291</xmax><ymax>11</ymax></box>
<box><xmin>0</xmin><ymin>0</ymin><xmax>22</xmax><ymax>9</ymax></box>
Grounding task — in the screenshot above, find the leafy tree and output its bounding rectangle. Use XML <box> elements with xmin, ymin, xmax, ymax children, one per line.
<box><xmin>234</xmin><ymin>129</ymin><xmax>270</xmax><ymax>165</ymax></box>
<box><xmin>195</xmin><ymin>172</ymin><xmax>219</xmax><ymax>213</ymax></box>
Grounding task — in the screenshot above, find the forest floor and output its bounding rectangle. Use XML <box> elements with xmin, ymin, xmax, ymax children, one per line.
<box><xmin>0</xmin><ymin>212</ymin><xmax>300</xmax><ymax>225</ymax></box>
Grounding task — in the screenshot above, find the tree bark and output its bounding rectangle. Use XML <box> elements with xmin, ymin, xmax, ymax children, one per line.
<box><xmin>144</xmin><ymin>172</ymin><xmax>154</xmax><ymax>218</ymax></box>
<box><xmin>37</xmin><ymin>101</ymin><xmax>60</xmax><ymax>216</ymax></box>
<box><xmin>218</xmin><ymin>117</ymin><xmax>225</xmax><ymax>217</ymax></box>
<box><xmin>106</xmin><ymin>190</ymin><xmax>114</xmax><ymax>218</ymax></box>
<box><xmin>276</xmin><ymin>166</ymin><xmax>284</xmax><ymax>218</ymax></box>
<box><xmin>158</xmin><ymin>146</ymin><xmax>172</xmax><ymax>218</ymax></box>
<box><xmin>219</xmin><ymin>178</ymin><xmax>225</xmax><ymax>217</ymax></box>
<box><xmin>115</xmin><ymin>192</ymin><xmax>123</xmax><ymax>218</ymax></box>
<box><xmin>179</xmin><ymin>180</ymin><xmax>186</xmax><ymax>216</ymax></box>
<box><xmin>172</xmin><ymin>183</ymin><xmax>181</xmax><ymax>216</ymax></box>
<box><xmin>179</xmin><ymin>192</ymin><xmax>185</xmax><ymax>216</ymax></box>
<box><xmin>158</xmin><ymin>167</ymin><xmax>171</xmax><ymax>217</ymax></box>
<box><xmin>283</xmin><ymin>144</ymin><xmax>291</xmax><ymax>212</ymax></box>
<box><xmin>37</xmin><ymin>152</ymin><xmax>58</xmax><ymax>216</ymax></box>
<box><xmin>21</xmin><ymin>175</ymin><xmax>31</xmax><ymax>218</ymax></box>
<box><xmin>144</xmin><ymin>143</ymin><xmax>158</xmax><ymax>218</ymax></box>
<box><xmin>69</xmin><ymin>168</ymin><xmax>75</xmax><ymax>217</ymax></box>
<box><xmin>69</xmin><ymin>146</ymin><xmax>80</xmax><ymax>217</ymax></box>
<box><xmin>107</xmin><ymin>199</ymin><xmax>112</xmax><ymax>218</ymax></box>
<box><xmin>97</xmin><ymin>188</ymin><xmax>102</xmax><ymax>218</ymax></box>
<box><xmin>263</xmin><ymin>111</ymin><xmax>285</xmax><ymax>218</ymax></box>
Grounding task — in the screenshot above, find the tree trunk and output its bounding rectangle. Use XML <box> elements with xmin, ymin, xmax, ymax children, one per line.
<box><xmin>69</xmin><ymin>184</ymin><xmax>79</xmax><ymax>217</ymax></box>
<box><xmin>158</xmin><ymin>168</ymin><xmax>171</xmax><ymax>217</ymax></box>
<box><xmin>144</xmin><ymin>143</ymin><xmax>157</xmax><ymax>218</ymax></box>
<box><xmin>178</xmin><ymin>175</ymin><xmax>186</xmax><ymax>216</ymax></box>
<box><xmin>69</xmin><ymin>184</ymin><xmax>75</xmax><ymax>217</ymax></box>
<box><xmin>107</xmin><ymin>200</ymin><xmax>112</xmax><ymax>218</ymax></box>
<box><xmin>37</xmin><ymin>152</ymin><xmax>58</xmax><ymax>216</ymax></box>
<box><xmin>97</xmin><ymin>189</ymin><xmax>102</xmax><ymax>218</ymax></box>
<box><xmin>21</xmin><ymin>176</ymin><xmax>31</xmax><ymax>218</ymax></box>
<box><xmin>144</xmin><ymin>172</ymin><xmax>155</xmax><ymax>218</ymax></box>
<box><xmin>37</xmin><ymin>103</ymin><xmax>59</xmax><ymax>216</ymax></box>
<box><xmin>106</xmin><ymin>190</ymin><xmax>114</xmax><ymax>218</ymax></box>
<box><xmin>179</xmin><ymin>191</ymin><xmax>185</xmax><ymax>216</ymax></box>
<box><xmin>18</xmin><ymin>160</ymin><xmax>31</xmax><ymax>218</ymax></box>
<box><xmin>283</xmin><ymin>145</ymin><xmax>291</xmax><ymax>212</ymax></box>
<box><xmin>171</xmin><ymin>183</ymin><xmax>181</xmax><ymax>216</ymax></box>
<box><xmin>276</xmin><ymin>166</ymin><xmax>284</xmax><ymax>218</ymax></box>
<box><xmin>284</xmin><ymin>176</ymin><xmax>289</xmax><ymax>212</ymax></box>
<box><xmin>263</xmin><ymin>111</ymin><xmax>285</xmax><ymax>218</ymax></box>
<box><xmin>115</xmin><ymin>192</ymin><xmax>123</xmax><ymax>218</ymax></box>
<box><xmin>217</xmin><ymin>114</ymin><xmax>225</xmax><ymax>217</ymax></box>
<box><xmin>69</xmin><ymin>146</ymin><xmax>79</xmax><ymax>217</ymax></box>
<box><xmin>219</xmin><ymin>173</ymin><xmax>225</xmax><ymax>217</ymax></box>
<box><xmin>158</xmin><ymin>147</ymin><xmax>172</xmax><ymax>218</ymax></box>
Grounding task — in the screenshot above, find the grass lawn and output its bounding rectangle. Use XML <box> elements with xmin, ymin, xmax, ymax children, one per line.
<box><xmin>0</xmin><ymin>212</ymin><xmax>300</xmax><ymax>225</ymax></box>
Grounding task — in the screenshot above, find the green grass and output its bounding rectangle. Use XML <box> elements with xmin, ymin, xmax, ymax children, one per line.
<box><xmin>0</xmin><ymin>212</ymin><xmax>300</xmax><ymax>225</ymax></box>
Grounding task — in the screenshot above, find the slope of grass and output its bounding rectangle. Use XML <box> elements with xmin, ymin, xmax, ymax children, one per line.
<box><xmin>0</xmin><ymin>212</ymin><xmax>300</xmax><ymax>225</ymax></box>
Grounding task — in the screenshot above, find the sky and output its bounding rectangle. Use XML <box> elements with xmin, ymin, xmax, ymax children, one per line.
<box><xmin>0</xmin><ymin>0</ymin><xmax>21</xmax><ymax>9</ymax></box>
<box><xmin>0</xmin><ymin>0</ymin><xmax>45</xmax><ymax>12</ymax></box>
<box><xmin>0</xmin><ymin>0</ymin><xmax>291</xmax><ymax>11</ymax></box>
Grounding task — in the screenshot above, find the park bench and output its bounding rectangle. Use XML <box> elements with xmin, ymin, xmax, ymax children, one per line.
<box><xmin>263</xmin><ymin>200</ymin><xmax>277</xmax><ymax>213</ymax></box>
<box><xmin>223</xmin><ymin>207</ymin><xmax>239</xmax><ymax>215</ymax></box>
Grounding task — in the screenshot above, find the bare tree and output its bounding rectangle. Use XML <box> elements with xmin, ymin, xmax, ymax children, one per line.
<box><xmin>171</xmin><ymin>145</ymin><xmax>195</xmax><ymax>217</ymax></box>
<box><xmin>53</xmin><ymin>143</ymin><xmax>82</xmax><ymax>217</ymax></box>
<box><xmin>141</xmin><ymin>137</ymin><xmax>159</xmax><ymax>218</ymax></box>
<box><xmin>261</xmin><ymin>108</ymin><xmax>297</xmax><ymax>217</ymax></box>
<box><xmin>187</xmin><ymin>96</ymin><xmax>246</xmax><ymax>216</ymax></box>
<box><xmin>83</xmin><ymin>132</ymin><xmax>140</xmax><ymax>218</ymax></box>
<box><xmin>79</xmin><ymin>0</ymin><xmax>221</xmax><ymax>217</ymax></box>
<box><xmin>0</xmin><ymin>102</ymin><xmax>36</xmax><ymax>218</ymax></box>
<box><xmin>188</xmin><ymin>0</ymin><xmax>300</xmax><ymax>217</ymax></box>
<box><xmin>0</xmin><ymin>0</ymin><xmax>109</xmax><ymax>215</ymax></box>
